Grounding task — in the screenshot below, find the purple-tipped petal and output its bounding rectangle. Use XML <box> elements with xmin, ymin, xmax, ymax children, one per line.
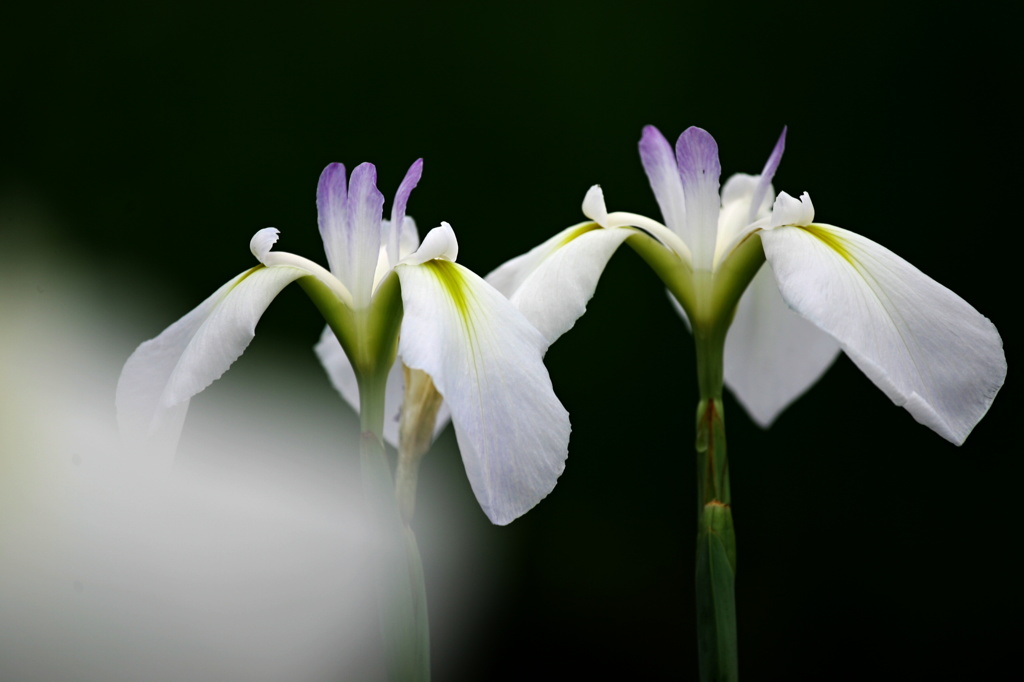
<box><xmin>674</xmin><ymin>127</ymin><xmax>721</xmax><ymax>270</ymax></box>
<box><xmin>316</xmin><ymin>163</ymin><xmax>348</xmax><ymax>275</ymax></box>
<box><xmin>748</xmin><ymin>127</ymin><xmax>787</xmax><ymax>224</ymax></box>
<box><xmin>344</xmin><ymin>162</ymin><xmax>385</xmax><ymax>305</ymax></box>
<box><xmin>639</xmin><ymin>126</ymin><xmax>687</xmax><ymax>239</ymax></box>
<box><xmin>388</xmin><ymin>158</ymin><xmax>424</xmax><ymax>267</ymax></box>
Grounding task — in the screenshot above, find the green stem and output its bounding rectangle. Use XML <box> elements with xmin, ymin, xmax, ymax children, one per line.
<box><xmin>358</xmin><ymin>379</ymin><xmax>431</xmax><ymax>682</ymax></box>
<box><xmin>694</xmin><ymin>323</ymin><xmax>738</xmax><ymax>682</ymax></box>
<box><xmin>630</xmin><ymin>224</ymin><xmax>766</xmax><ymax>681</ymax></box>
<box><xmin>298</xmin><ymin>274</ymin><xmax>430</xmax><ymax>681</ymax></box>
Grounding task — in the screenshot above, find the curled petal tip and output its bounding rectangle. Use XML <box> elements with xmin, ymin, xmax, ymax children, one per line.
<box><xmin>250</xmin><ymin>227</ymin><xmax>280</xmax><ymax>263</ymax></box>
<box><xmin>582</xmin><ymin>185</ymin><xmax>608</xmax><ymax>224</ymax></box>
<box><xmin>403</xmin><ymin>222</ymin><xmax>459</xmax><ymax>265</ymax></box>
<box><xmin>771</xmin><ymin>191</ymin><xmax>815</xmax><ymax>228</ymax></box>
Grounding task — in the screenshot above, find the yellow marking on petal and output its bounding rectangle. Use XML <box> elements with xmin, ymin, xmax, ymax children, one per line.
<box><xmin>235</xmin><ymin>264</ymin><xmax>266</xmax><ymax>282</ymax></box>
<box><xmin>422</xmin><ymin>259</ymin><xmax>474</xmax><ymax>333</ymax></box>
<box><xmin>557</xmin><ymin>222</ymin><xmax>602</xmax><ymax>248</ymax></box>
<box><xmin>802</xmin><ymin>223</ymin><xmax>854</xmax><ymax>266</ymax></box>
<box><xmin>421</xmin><ymin>259</ymin><xmax>481</xmax><ymax>377</ymax></box>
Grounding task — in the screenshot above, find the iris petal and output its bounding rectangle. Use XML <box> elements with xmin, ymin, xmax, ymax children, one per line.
<box><xmin>762</xmin><ymin>221</ymin><xmax>1006</xmax><ymax>444</ymax></box>
<box><xmin>723</xmin><ymin>263</ymin><xmax>841</xmax><ymax>426</ymax></box>
<box><xmin>397</xmin><ymin>255</ymin><xmax>570</xmax><ymax>525</ymax></box>
<box><xmin>117</xmin><ymin>265</ymin><xmax>306</xmax><ymax>454</ymax></box>
<box><xmin>487</xmin><ymin>221</ymin><xmax>631</xmax><ymax>344</ymax></box>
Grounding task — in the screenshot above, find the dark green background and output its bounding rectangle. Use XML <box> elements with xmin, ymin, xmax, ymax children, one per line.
<box><xmin>3</xmin><ymin>1</ymin><xmax>1018</xmax><ymax>679</ymax></box>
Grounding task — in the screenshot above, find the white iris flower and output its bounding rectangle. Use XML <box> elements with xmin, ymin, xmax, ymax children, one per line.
<box><xmin>117</xmin><ymin>160</ymin><xmax>570</xmax><ymax>524</ymax></box>
<box><xmin>488</xmin><ymin>126</ymin><xmax>1005</xmax><ymax>444</ymax></box>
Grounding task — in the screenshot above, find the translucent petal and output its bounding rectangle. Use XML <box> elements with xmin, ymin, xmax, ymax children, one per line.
<box><xmin>396</xmin><ymin>259</ymin><xmax>570</xmax><ymax>525</ymax></box>
<box><xmin>762</xmin><ymin>223</ymin><xmax>1006</xmax><ymax>444</ymax></box>
<box><xmin>723</xmin><ymin>263</ymin><xmax>841</xmax><ymax>426</ymax></box>
<box><xmin>116</xmin><ymin>265</ymin><xmax>306</xmax><ymax>453</ymax></box>
<box><xmin>486</xmin><ymin>222</ymin><xmax>631</xmax><ymax>344</ymax></box>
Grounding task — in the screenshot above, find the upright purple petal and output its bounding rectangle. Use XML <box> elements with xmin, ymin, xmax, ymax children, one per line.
<box><xmin>748</xmin><ymin>127</ymin><xmax>787</xmax><ymax>224</ymax></box>
<box><xmin>675</xmin><ymin>127</ymin><xmax>721</xmax><ymax>271</ymax></box>
<box><xmin>345</xmin><ymin>162</ymin><xmax>385</xmax><ymax>306</ymax></box>
<box><xmin>388</xmin><ymin>158</ymin><xmax>424</xmax><ymax>266</ymax></box>
<box><xmin>639</xmin><ymin>126</ymin><xmax>687</xmax><ymax>238</ymax></box>
<box><xmin>316</xmin><ymin>163</ymin><xmax>348</xmax><ymax>275</ymax></box>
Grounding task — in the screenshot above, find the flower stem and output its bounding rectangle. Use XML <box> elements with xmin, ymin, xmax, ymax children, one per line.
<box><xmin>300</xmin><ymin>274</ymin><xmax>430</xmax><ymax>681</ymax></box>
<box><xmin>693</xmin><ymin>323</ymin><xmax>738</xmax><ymax>682</ymax></box>
<box><xmin>358</xmin><ymin>369</ymin><xmax>431</xmax><ymax>682</ymax></box>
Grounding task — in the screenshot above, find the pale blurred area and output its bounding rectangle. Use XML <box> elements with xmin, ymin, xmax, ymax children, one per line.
<box><xmin>0</xmin><ymin>192</ymin><xmax>493</xmax><ymax>681</ymax></box>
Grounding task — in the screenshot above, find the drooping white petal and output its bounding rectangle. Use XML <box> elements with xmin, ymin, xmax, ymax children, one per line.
<box><xmin>675</xmin><ymin>126</ymin><xmax>722</xmax><ymax>271</ymax></box>
<box><xmin>723</xmin><ymin>263</ymin><xmax>841</xmax><ymax>426</ymax></box>
<box><xmin>761</xmin><ymin>222</ymin><xmax>1006</xmax><ymax>444</ymax></box>
<box><xmin>486</xmin><ymin>221</ymin><xmax>631</xmax><ymax>344</ymax></box>
<box><xmin>117</xmin><ymin>265</ymin><xmax>307</xmax><ymax>454</ymax></box>
<box><xmin>396</xmin><ymin>258</ymin><xmax>570</xmax><ymax>525</ymax></box>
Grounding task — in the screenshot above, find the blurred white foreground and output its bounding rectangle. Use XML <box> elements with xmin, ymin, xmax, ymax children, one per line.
<box><xmin>0</xmin><ymin>231</ymin><xmax>489</xmax><ymax>680</ymax></box>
